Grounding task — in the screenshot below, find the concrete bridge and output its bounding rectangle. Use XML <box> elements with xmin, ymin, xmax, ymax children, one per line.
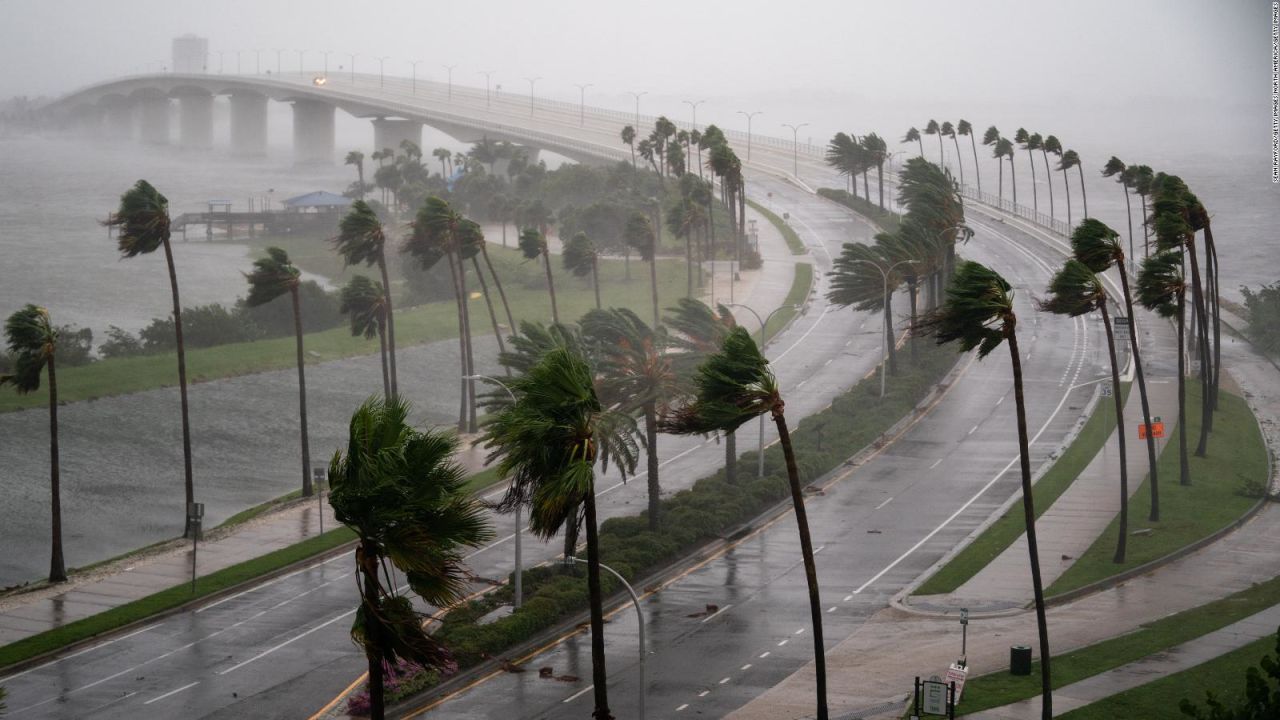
<box><xmin>38</xmin><ymin>70</ymin><xmax>828</xmax><ymax>175</ymax></box>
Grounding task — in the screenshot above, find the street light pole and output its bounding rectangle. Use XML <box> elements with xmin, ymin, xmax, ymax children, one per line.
<box><xmin>253</xmin><ymin>49</ymin><xmax>262</xmax><ymax>75</ymax></box>
<box><xmin>463</xmin><ymin>374</ymin><xmax>522</xmax><ymax>610</ymax></box>
<box><xmin>682</xmin><ymin>99</ymin><xmax>705</xmax><ymax>131</ymax></box>
<box><xmin>443</xmin><ymin>64</ymin><xmax>456</xmax><ymax>101</ymax></box>
<box><xmin>377</xmin><ymin>56</ymin><xmax>390</xmax><ymax>88</ymax></box>
<box><xmin>737</xmin><ymin>110</ymin><xmax>762</xmax><ymax>162</ymax></box>
<box><xmin>346</xmin><ymin>53</ymin><xmax>356</xmax><ymax>84</ymax></box>
<box><xmin>294</xmin><ymin>49</ymin><xmax>304</xmax><ymax>76</ymax></box>
<box><xmin>524</xmin><ymin>76</ymin><xmax>541</xmax><ymax>117</ymax></box>
<box><xmin>409</xmin><ymin>60</ymin><xmax>422</xmax><ymax>95</ymax></box>
<box><xmin>782</xmin><ymin>122</ymin><xmax>810</xmax><ymax>178</ymax></box>
<box><xmin>321</xmin><ymin>50</ymin><xmax>332</xmax><ymax>76</ymax></box>
<box><xmin>628</xmin><ymin>90</ymin><xmax>648</xmax><ymax>129</ymax></box>
<box><xmin>564</xmin><ymin>556</ymin><xmax>645</xmax><ymax>720</ymax></box>
<box><xmin>573</xmin><ymin>83</ymin><xmax>593</xmax><ymax>128</ymax></box>
<box><xmin>478</xmin><ymin>71</ymin><xmax>494</xmax><ymax>108</ymax></box>
<box><xmin>728</xmin><ymin>303</ymin><xmax>800</xmax><ymax>477</ymax></box>
<box><xmin>274</xmin><ymin>49</ymin><xmax>283</xmax><ymax>75</ymax></box>
<box><xmin>846</xmin><ymin>259</ymin><xmax>917</xmax><ymax>397</ymax></box>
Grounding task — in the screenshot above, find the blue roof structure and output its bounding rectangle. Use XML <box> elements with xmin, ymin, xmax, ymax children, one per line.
<box><xmin>281</xmin><ymin>191</ymin><xmax>352</xmax><ymax>209</ymax></box>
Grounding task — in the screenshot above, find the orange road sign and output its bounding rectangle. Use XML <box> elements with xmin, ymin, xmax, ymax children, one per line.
<box><xmin>1138</xmin><ymin>422</ymin><xmax>1165</xmax><ymax>439</ymax></box>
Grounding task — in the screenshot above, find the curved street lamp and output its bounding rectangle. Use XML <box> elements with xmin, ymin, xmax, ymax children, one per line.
<box><xmin>408</xmin><ymin>59</ymin><xmax>423</xmax><ymax>96</ymax></box>
<box><xmin>782</xmin><ymin>122</ymin><xmax>810</xmax><ymax>178</ymax></box>
<box><xmin>681</xmin><ymin>99</ymin><xmax>705</xmax><ymax>131</ymax></box>
<box><xmin>573</xmin><ymin>83</ymin><xmax>593</xmax><ymax>127</ymax></box>
<box><xmin>478</xmin><ymin>70</ymin><xmax>495</xmax><ymax>108</ymax></box>
<box><xmin>628</xmin><ymin>90</ymin><xmax>648</xmax><ymax>128</ymax></box>
<box><xmin>376</xmin><ymin>56</ymin><xmax>391</xmax><ymax>88</ymax></box>
<box><xmin>737</xmin><ymin>110</ymin><xmax>762</xmax><ymax>162</ymax></box>
<box><xmin>443</xmin><ymin>64</ymin><xmax>456</xmax><ymax>100</ymax></box>
<box><xmin>524</xmin><ymin>76</ymin><xmax>541</xmax><ymax>117</ymax></box>
<box><xmin>844</xmin><ymin>258</ymin><xmax>919</xmax><ymax>397</ymax></box>
<box><xmin>463</xmin><ymin>374</ymin><xmax>523</xmax><ymax>610</ymax></box>
<box><xmin>562</xmin><ymin>555</ymin><xmax>646</xmax><ymax>720</ymax></box>
<box><xmin>728</xmin><ymin>302</ymin><xmax>801</xmax><ymax>477</ymax></box>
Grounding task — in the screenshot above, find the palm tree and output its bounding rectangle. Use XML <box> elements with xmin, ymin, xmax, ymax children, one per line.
<box><xmin>106</xmin><ymin>180</ymin><xmax>196</xmax><ymax>537</ymax></box>
<box><xmin>663</xmin><ymin>297</ymin><xmax>740</xmax><ymax>481</ymax></box>
<box><xmin>625</xmin><ymin>211</ymin><xmax>661</xmax><ymax>327</ymax></box>
<box><xmin>829</xmin><ymin>242</ymin><xmax>902</xmax><ymax>375</ymax></box>
<box><xmin>1015</xmin><ymin>129</ymin><xmax>1039</xmax><ymax>216</ymax></box>
<box><xmin>483</xmin><ymin>345</ymin><xmax>641</xmax><ymax>720</ymax></box>
<box><xmin>336</xmin><ymin>200</ymin><xmax>399</xmax><ymax>396</ymax></box>
<box><xmin>621</xmin><ymin>124</ymin><xmax>637</xmax><ymax>170</ymax></box>
<box><xmin>345</xmin><ymin>150</ymin><xmax>366</xmax><ymax>200</ymax></box>
<box><xmin>997</xmin><ymin>137</ymin><xmax>1018</xmax><ymax>206</ymax></box>
<box><xmin>339</xmin><ymin>276</ymin><xmax>392</xmax><ymax>398</ymax></box>
<box><xmin>863</xmin><ymin>133</ymin><xmax>890</xmax><ymax>209</ymax></box>
<box><xmin>244</xmin><ymin>247</ymin><xmax>314</xmax><ymax>496</ymax></box>
<box><xmin>1055</xmin><ymin>144</ymin><xmax>1077</xmax><ymax>228</ymax></box>
<box><xmin>924</xmin><ymin>119</ymin><xmax>943</xmax><ymax>166</ymax></box>
<box><xmin>329</xmin><ymin>396</ymin><xmax>492</xmax><ymax>720</ymax></box>
<box><xmin>1067</xmin><ymin>150</ymin><xmax>1088</xmax><ymax>218</ymax></box>
<box><xmin>432</xmin><ymin>147</ymin><xmax>452</xmax><ymax>178</ymax></box>
<box><xmin>582</xmin><ymin>308</ymin><xmax>679</xmax><ymax>531</ymax></box>
<box><xmin>1138</xmin><ymin>251</ymin><xmax>1191</xmax><ymax>485</ymax></box>
<box><xmin>2</xmin><ymin>305</ymin><xmax>68</xmax><ymax>582</ymax></box>
<box><xmin>1131</xmin><ymin>164</ymin><xmax>1155</xmax><ymax>257</ymax></box>
<box><xmin>1041</xmin><ymin>135</ymin><xmax>1062</xmax><ymax>223</ymax></box>
<box><xmin>1102</xmin><ymin>157</ymin><xmax>1135</xmax><ymax>263</ymax></box>
<box><xmin>941</xmin><ymin>122</ymin><xmax>963</xmax><ymax>189</ymax></box>
<box><xmin>902</xmin><ymin>126</ymin><xmax>923</xmax><ymax>157</ymax></box>
<box><xmin>1041</xmin><ymin>259</ymin><xmax>1130</xmax><ymax>562</ymax></box>
<box><xmin>957</xmin><ymin>119</ymin><xmax>980</xmax><ymax>192</ymax></box>
<box><xmin>924</xmin><ymin>261</ymin><xmax>1053</xmax><ymax>718</ymax></box>
<box><xmin>563</xmin><ymin>231</ymin><xmax>601</xmax><ymax>309</ymax></box>
<box><xmin>662</xmin><ymin>328</ymin><xmax>829</xmax><ymax>719</ymax></box>
<box><xmin>990</xmin><ymin>136</ymin><xmax>1008</xmax><ymax>205</ymax></box>
<box><xmin>1071</xmin><ymin>219</ymin><xmax>1161</xmax><ymax>519</ymax></box>
<box><xmin>406</xmin><ymin>196</ymin><xmax>481</xmax><ymax>432</ymax></box>
<box><xmin>519</xmin><ymin>227</ymin><xmax>559</xmax><ymax>324</ymax></box>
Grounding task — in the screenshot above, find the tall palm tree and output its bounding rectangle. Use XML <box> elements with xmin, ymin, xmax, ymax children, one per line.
<box><xmin>902</xmin><ymin>126</ymin><xmax>923</xmax><ymax>157</ymax></box>
<box><xmin>1131</xmin><ymin>164</ymin><xmax>1155</xmax><ymax>257</ymax></box>
<box><xmin>924</xmin><ymin>119</ymin><xmax>943</xmax><ymax>166</ymax></box>
<box><xmin>829</xmin><ymin>242</ymin><xmax>902</xmax><ymax>375</ymax></box>
<box><xmin>2</xmin><ymin>304</ymin><xmax>67</xmax><ymax>582</ymax></box>
<box><xmin>432</xmin><ymin>147</ymin><xmax>452</xmax><ymax>178</ymax></box>
<box><xmin>998</xmin><ymin>137</ymin><xmax>1017</xmax><ymax>206</ymax></box>
<box><xmin>1101</xmin><ymin>157</ymin><xmax>1136</xmax><ymax>265</ymax></box>
<box><xmin>406</xmin><ymin>196</ymin><xmax>481</xmax><ymax>432</ymax></box>
<box><xmin>345</xmin><ymin>150</ymin><xmax>366</xmax><ymax>200</ymax></box>
<box><xmin>329</xmin><ymin>396</ymin><xmax>492</xmax><ymax>720</ymax></box>
<box><xmin>941</xmin><ymin>122</ymin><xmax>963</xmax><ymax>189</ymax></box>
<box><xmin>336</xmin><ymin>200</ymin><xmax>399</xmax><ymax>396</ymax></box>
<box><xmin>863</xmin><ymin>133</ymin><xmax>890</xmax><ymax>209</ymax></box>
<box><xmin>244</xmin><ymin>247</ymin><xmax>314</xmax><ymax>496</ymax></box>
<box><xmin>663</xmin><ymin>328</ymin><xmax>829</xmax><ymax>719</ymax></box>
<box><xmin>957</xmin><ymin>119</ymin><xmax>980</xmax><ymax>192</ymax></box>
<box><xmin>519</xmin><ymin>226</ymin><xmax>560</xmax><ymax>324</ymax></box>
<box><xmin>664</xmin><ymin>297</ymin><xmax>741</xmax><ymax>483</ymax></box>
<box><xmin>563</xmin><ymin>231</ymin><xmax>602</xmax><ymax>309</ymax></box>
<box><xmin>582</xmin><ymin>307</ymin><xmax>679</xmax><ymax>530</ymax></box>
<box><xmin>458</xmin><ymin>220</ymin><xmax>510</xmax><ymax>365</ymax></box>
<box><xmin>1054</xmin><ymin>144</ymin><xmax>1076</xmax><ymax>228</ymax></box>
<box><xmin>990</xmin><ymin>136</ymin><xmax>1008</xmax><ymax>205</ymax></box>
<box><xmin>1015</xmin><ymin>129</ymin><xmax>1039</xmax><ymax>216</ymax></box>
<box><xmin>621</xmin><ymin>124</ymin><xmax>637</xmax><ymax>170</ymax></box>
<box><xmin>1041</xmin><ymin>135</ymin><xmax>1062</xmax><ymax>224</ymax></box>
<box><xmin>1067</xmin><ymin>150</ymin><xmax>1088</xmax><ymax>218</ymax></box>
<box><xmin>106</xmin><ymin>180</ymin><xmax>196</xmax><ymax>537</ymax></box>
<box><xmin>339</xmin><ymin>276</ymin><xmax>392</xmax><ymax>398</ymax></box>
<box><xmin>1138</xmin><ymin>251</ymin><xmax>1190</xmax><ymax>485</ymax></box>
<box><xmin>1072</xmin><ymin>219</ymin><xmax>1161</xmax><ymax>519</ymax></box>
<box><xmin>1041</xmin><ymin>259</ymin><xmax>1130</xmax><ymax>561</ymax></box>
<box><xmin>483</xmin><ymin>345</ymin><xmax>641</xmax><ymax>720</ymax></box>
<box><xmin>625</xmin><ymin>211</ymin><xmax>661</xmax><ymax>327</ymax></box>
<box><xmin>923</xmin><ymin>261</ymin><xmax>1053</xmax><ymax>718</ymax></box>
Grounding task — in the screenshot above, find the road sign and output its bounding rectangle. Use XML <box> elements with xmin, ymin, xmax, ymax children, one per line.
<box><xmin>1138</xmin><ymin>421</ymin><xmax>1166</xmax><ymax>439</ymax></box>
<box><xmin>946</xmin><ymin>663</ymin><xmax>969</xmax><ymax>702</ymax></box>
<box><xmin>922</xmin><ymin>677</ymin><xmax>948</xmax><ymax>715</ymax></box>
<box><xmin>1114</xmin><ymin>316</ymin><xmax>1130</xmax><ymax>344</ymax></box>
<box><xmin>1101</xmin><ymin>384</ymin><xmax>1113</xmax><ymax>398</ymax></box>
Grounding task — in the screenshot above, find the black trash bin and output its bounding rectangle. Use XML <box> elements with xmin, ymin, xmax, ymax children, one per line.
<box><xmin>1010</xmin><ymin>645</ymin><xmax>1032</xmax><ymax>676</ymax></box>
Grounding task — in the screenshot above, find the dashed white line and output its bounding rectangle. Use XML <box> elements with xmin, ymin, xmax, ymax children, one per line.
<box><xmin>843</xmin><ymin>594</ymin><xmax>853</xmax><ymax>602</ymax></box>
<box><xmin>698</xmin><ymin>690</ymin><xmax>710</xmax><ymax>697</ymax></box>
<box><xmin>741</xmin><ymin>663</ymin><xmax>753</xmax><ymax>671</ymax></box>
<box><xmin>719</xmin><ymin>677</ymin><xmax>731</xmax><ymax>684</ymax></box>
<box><xmin>217</xmin><ymin>608</ymin><xmax>355</xmax><ymax>675</ymax></box>
<box><xmin>778</xmin><ymin>639</ymin><xmax>789</xmax><ymax>646</ymax></box>
<box><xmin>564</xmin><ymin>685</ymin><xmax>594</xmax><ymax>703</ymax></box>
<box><xmin>759</xmin><ymin>651</ymin><xmax>771</xmax><ymax>658</ymax></box>
<box><xmin>143</xmin><ymin>681</ymin><xmax>200</xmax><ymax>705</ymax></box>
<box><xmin>794</xmin><ymin>628</ymin><xmax>806</xmax><ymax>635</ymax></box>
<box><xmin>677</xmin><ymin>703</ymin><xmax>689</xmax><ymax>712</ymax></box>
<box><xmin>875</xmin><ymin>496</ymin><xmax>894</xmax><ymax>510</ymax></box>
<box><xmin>827</xmin><ymin>606</ymin><xmax>837</xmax><ymax>613</ymax></box>
<box><xmin>928</xmin><ymin>459</ymin><xmax>943</xmax><ymax>470</ymax></box>
<box><xmin>968</xmin><ymin>425</ymin><xmax>979</xmax><ymax>435</ymax></box>
<box><xmin>701</xmin><ymin>603</ymin><xmax>733</xmax><ymax>623</ymax></box>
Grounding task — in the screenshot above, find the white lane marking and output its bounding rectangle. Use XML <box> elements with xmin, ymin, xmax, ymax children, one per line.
<box><xmin>719</xmin><ymin>677</ymin><xmax>731</xmax><ymax>684</ymax></box>
<box><xmin>778</xmin><ymin>639</ymin><xmax>789</xmax><ymax>646</ymax></box>
<box><xmin>564</xmin><ymin>685</ymin><xmax>594</xmax><ymax>703</ymax></box>
<box><xmin>773</xmin><ymin>306</ymin><xmax>833</xmax><ymax>362</ymax></box>
<box><xmin>828</xmin><ymin>606</ymin><xmax>837</xmax><ymax>613</ymax></box>
<box><xmin>217</xmin><ymin>608</ymin><xmax>356</xmax><ymax>675</ymax></box>
<box><xmin>759</xmin><ymin>651</ymin><xmax>771</xmax><ymax>658</ymax></box>
<box><xmin>741</xmin><ymin>663</ymin><xmax>753</xmax><ymax>671</ymax></box>
<box><xmin>996</xmin><ymin>396</ymin><xmax>1005</xmax><ymax>406</ymax></box>
<box><xmin>794</xmin><ymin>628</ymin><xmax>806</xmax><ymax>635</ymax></box>
<box><xmin>929</xmin><ymin>459</ymin><xmax>943</xmax><ymax>470</ymax></box>
<box><xmin>0</xmin><ymin>626</ymin><xmax>154</xmax><ymax>683</ymax></box>
<box><xmin>843</xmin><ymin>594</ymin><xmax>853</xmax><ymax>602</ymax></box>
<box><xmin>875</xmin><ymin>496</ymin><xmax>894</xmax><ymax>510</ymax></box>
<box><xmin>812</xmin><ymin>545</ymin><xmax>825</xmax><ymax>555</ymax></box>
<box><xmin>824</xmin><ymin>358</ymin><xmax>832</xmax><ymax>366</ymax></box>
<box><xmin>797</xmin><ymin>379</ymin><xmax>808</xmax><ymax>388</ymax></box>
<box><xmin>701</xmin><ymin>604</ymin><xmax>733</xmax><ymax>624</ymax></box>
<box><xmin>968</xmin><ymin>425</ymin><xmax>978</xmax><ymax>435</ymax></box>
<box><xmin>677</xmin><ymin>703</ymin><xmax>689</xmax><ymax>712</ymax></box>
<box><xmin>143</xmin><ymin>681</ymin><xmax>200</xmax><ymax>705</ymax></box>
<box><xmin>850</xmin><ymin>365</ymin><xmax>1082</xmax><ymax>595</ymax></box>
<box><xmin>698</xmin><ymin>690</ymin><xmax>710</xmax><ymax>697</ymax></box>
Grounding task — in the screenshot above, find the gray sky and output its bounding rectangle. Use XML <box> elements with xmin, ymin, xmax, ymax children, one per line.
<box><xmin>0</xmin><ymin>0</ymin><xmax>1271</xmax><ymax>153</ymax></box>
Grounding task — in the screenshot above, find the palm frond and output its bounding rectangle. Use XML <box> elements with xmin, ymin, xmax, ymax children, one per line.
<box><xmin>106</xmin><ymin>180</ymin><xmax>170</xmax><ymax>258</ymax></box>
<box><xmin>918</xmin><ymin>260</ymin><xmax>1013</xmax><ymax>358</ymax></box>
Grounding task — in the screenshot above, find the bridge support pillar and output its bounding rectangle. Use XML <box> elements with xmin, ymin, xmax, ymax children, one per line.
<box><xmin>137</xmin><ymin>97</ymin><xmax>171</xmax><ymax>145</ymax></box>
<box><xmin>102</xmin><ymin>101</ymin><xmax>134</xmax><ymax>140</ymax></box>
<box><xmin>492</xmin><ymin>146</ymin><xmax>540</xmax><ymax>177</ymax></box>
<box><xmin>229</xmin><ymin>93</ymin><xmax>268</xmax><ymax>156</ymax></box>
<box><xmin>178</xmin><ymin>93</ymin><xmax>214</xmax><ymax>149</ymax></box>
<box><xmin>292</xmin><ymin>100</ymin><xmax>335</xmax><ymax>164</ymax></box>
<box><xmin>371</xmin><ymin>117</ymin><xmax>423</xmax><ymax>154</ymax></box>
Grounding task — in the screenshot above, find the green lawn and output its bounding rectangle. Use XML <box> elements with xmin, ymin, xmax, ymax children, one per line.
<box><xmin>0</xmin><ymin>246</ymin><xmax>688</xmax><ymax>413</ymax></box>
<box><xmin>762</xmin><ymin>263</ymin><xmax>814</xmax><ymax>343</ymax></box>
<box><xmin>746</xmin><ymin>198</ymin><xmax>807</xmax><ymax>255</ymax></box>
<box><xmin>957</xmin><ymin>574</ymin><xmax>1280</xmax><ymax>715</ymax></box>
<box><xmin>915</xmin><ymin>384</ymin><xmax>1131</xmax><ymax>596</ymax></box>
<box><xmin>1047</xmin><ymin>381</ymin><xmax>1266</xmax><ymax>596</ymax></box>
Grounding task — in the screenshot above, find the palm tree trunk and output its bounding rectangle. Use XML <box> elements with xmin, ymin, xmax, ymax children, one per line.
<box><xmin>1207</xmin><ymin>227</ymin><xmax>1221</xmax><ymax>411</ymax></box>
<box><xmin>360</xmin><ymin>547</ymin><xmax>386</xmax><ymax>720</ymax></box>
<box><xmin>543</xmin><ymin>251</ymin><xmax>560</xmax><ymax>324</ymax></box>
<box><xmin>357</xmin><ymin>165</ymin><xmax>366</xmax><ymax>201</ymax></box>
<box><xmin>998</xmin><ymin>160</ymin><xmax>1004</xmax><ymax>205</ymax></box>
<box><xmin>970</xmin><ymin>135</ymin><xmax>982</xmax><ymax>193</ymax></box>
<box><xmin>725</xmin><ymin>430</ymin><xmax>737</xmax><ymax>484</ymax></box>
<box><xmin>907</xmin><ymin>278</ymin><xmax>919</xmax><ymax>361</ymax></box>
<box><xmin>290</xmin><ymin>288</ymin><xmax>313</xmax><ymax>497</ymax></box>
<box><xmin>458</xmin><ymin>256</ymin><xmax>478</xmax><ymax>434</ymax></box>
<box><xmin>1009</xmin><ymin>157</ymin><xmax>1018</xmax><ymax>207</ymax></box>
<box><xmin>952</xmin><ymin>137</ymin><xmax>965</xmax><ymax>188</ymax></box>
<box><xmin>1062</xmin><ymin>168</ymin><xmax>1072</xmax><ymax>229</ymax></box>
<box><xmin>862</xmin><ymin>169</ymin><xmax>870</xmax><ymax>201</ymax></box>
<box><xmin>47</xmin><ymin>354</ymin><xmax>66</xmax><ymax>583</ymax></box>
<box><xmin>446</xmin><ymin>253</ymin><xmax>468</xmax><ymax>432</ymax></box>
<box><xmin>1116</xmin><ymin>263</ymin><xmax>1160</xmax><ymax>521</ymax></box>
<box><xmin>937</xmin><ymin>135</ymin><xmax>944</xmax><ymax>167</ymax></box>
<box><xmin>1077</xmin><ymin>164</ymin><xmax>1089</xmax><ymax>217</ymax></box>
<box><xmin>1140</xmin><ymin>194</ymin><xmax>1150</xmax><ymax>257</ymax></box>
<box><xmin>1026</xmin><ymin>150</ymin><xmax>1038</xmax><ymax>216</ymax></box>
<box><xmin>649</xmin><ymin>254</ymin><xmax>660</xmax><ymax>329</ymax></box>
<box><xmin>480</xmin><ymin>245</ymin><xmax>516</xmax><ymax>339</ymax></box>
<box><xmin>1122</xmin><ymin>189</ymin><xmax>1135</xmax><ymax>274</ymax></box>
<box><xmin>592</xmin><ymin>256</ymin><xmax>602</xmax><ymax>309</ymax></box>
<box><xmin>1177</xmin><ymin>282</ymin><xmax>1190</xmax><ymax>484</ymax></box>
<box><xmin>161</xmin><ymin>237</ymin><xmax>196</xmax><ymax>539</ymax></box>
<box><xmin>916</xmin><ymin>138</ymin><xmax>923</xmax><ymax>157</ymax></box>
<box><xmin>644</xmin><ymin>402</ymin><xmax>661</xmax><ymax>530</ymax></box>
<box><xmin>377</xmin><ymin>321</ymin><xmax>391</xmax><ymax>399</ymax></box>
<box><xmin>472</xmin><ymin>257</ymin><xmax>508</xmax><ymax>363</ymax></box>
<box><xmin>1041</xmin><ymin>148</ymin><xmax>1055</xmax><ymax>222</ymax></box>
<box><xmin>377</xmin><ymin>257</ymin><xmax>398</xmax><ymax>397</ymax></box>
<box><xmin>877</xmin><ymin>161</ymin><xmax>886</xmax><ymax>209</ymax></box>
<box><xmin>772</xmin><ymin>408</ymin><xmax>828</xmax><ymax>720</ymax></box>
<box><xmin>1007</xmin><ymin>329</ymin><xmax>1053</xmax><ymax>720</ymax></box>
<box><xmin>884</xmin><ymin>291</ymin><xmax>898</xmax><ymax>376</ymax></box>
<box><xmin>583</xmin><ymin>490</ymin><xmax>613</xmax><ymax>720</ymax></box>
<box><xmin>685</xmin><ymin>228</ymin><xmax>694</xmax><ymax>299</ymax></box>
<box><xmin>1100</xmin><ymin>302</ymin><xmax>1128</xmax><ymax>563</ymax></box>
<box><xmin>1186</xmin><ymin>240</ymin><xmax>1210</xmax><ymax>457</ymax></box>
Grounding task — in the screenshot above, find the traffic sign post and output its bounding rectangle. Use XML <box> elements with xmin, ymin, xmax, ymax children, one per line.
<box><xmin>188</xmin><ymin>502</ymin><xmax>204</xmax><ymax>593</ymax></box>
<box><xmin>1114</xmin><ymin>315</ymin><xmax>1130</xmax><ymax>345</ymax></box>
<box><xmin>1138</xmin><ymin>420</ymin><xmax>1166</xmax><ymax>440</ymax></box>
<box><xmin>1101</xmin><ymin>383</ymin><xmax>1113</xmax><ymax>398</ymax></box>
<box><xmin>313</xmin><ymin>466</ymin><xmax>327</xmax><ymax>534</ymax></box>
<box><xmin>959</xmin><ymin>608</ymin><xmax>969</xmax><ymax>662</ymax></box>
<box><xmin>913</xmin><ymin>676</ymin><xmax>958</xmax><ymax>718</ymax></box>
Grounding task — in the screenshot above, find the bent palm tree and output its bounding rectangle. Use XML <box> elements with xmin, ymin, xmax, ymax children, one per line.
<box><xmin>1041</xmin><ymin>135</ymin><xmax>1062</xmax><ymax>223</ymax></box>
<box><xmin>106</xmin><ymin>180</ymin><xmax>196</xmax><ymax>537</ymax></box>
<box><xmin>340</xmin><ymin>275</ymin><xmax>392</xmax><ymax>398</ymax></box>
<box><xmin>664</xmin><ymin>297</ymin><xmax>740</xmax><ymax>483</ymax></box>
<box><xmin>1138</xmin><ymin>251</ymin><xmax>1190</xmax><ymax>485</ymax></box>
<box><xmin>564</xmin><ymin>231</ymin><xmax>602</xmax><ymax>309</ymax></box>
<box><xmin>336</xmin><ymin>200</ymin><xmax>399</xmax><ymax>395</ymax></box>
<box><xmin>519</xmin><ymin>227</ymin><xmax>559</xmax><ymax>324</ymax></box>
<box><xmin>1015</xmin><ymin>129</ymin><xmax>1039</xmax><ymax>216</ymax></box>
<box><xmin>483</xmin><ymin>345</ymin><xmax>641</xmax><ymax>720</ymax></box>
<box><xmin>1056</xmin><ymin>146</ymin><xmax>1077</xmax><ymax>228</ymax></box>
<box><xmin>957</xmin><ymin>119</ymin><xmax>980</xmax><ymax>192</ymax></box>
<box><xmin>1102</xmin><ymin>157</ymin><xmax>1136</xmax><ymax>266</ymax></box>
<box><xmin>829</xmin><ymin>242</ymin><xmax>901</xmax><ymax>375</ymax></box>
<box><xmin>329</xmin><ymin>397</ymin><xmax>492</xmax><ymax>720</ymax></box>
<box><xmin>621</xmin><ymin>124</ymin><xmax>637</xmax><ymax>169</ymax></box>
<box><xmin>923</xmin><ymin>261</ymin><xmax>1053</xmax><ymax>719</ymax></box>
<box><xmin>2</xmin><ymin>305</ymin><xmax>68</xmax><ymax>582</ymax></box>
<box><xmin>345</xmin><ymin>150</ymin><xmax>366</xmax><ymax>200</ymax></box>
<box><xmin>245</xmin><ymin>247</ymin><xmax>314</xmax><ymax>496</ymax></box>
<box><xmin>924</xmin><ymin>119</ymin><xmax>943</xmax><ymax>166</ymax></box>
<box><xmin>902</xmin><ymin>126</ymin><xmax>923</xmax><ymax>157</ymax></box>
<box><xmin>663</xmin><ymin>328</ymin><xmax>829</xmax><ymax>720</ymax></box>
<box><xmin>625</xmin><ymin>211</ymin><xmax>661</xmax><ymax>327</ymax></box>
<box><xmin>1041</xmin><ymin>260</ymin><xmax>1130</xmax><ymax>561</ymax></box>
<box><xmin>941</xmin><ymin>121</ymin><xmax>963</xmax><ymax>188</ymax></box>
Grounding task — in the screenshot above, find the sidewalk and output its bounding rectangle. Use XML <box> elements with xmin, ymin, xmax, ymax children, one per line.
<box><xmin>969</xmin><ymin>602</ymin><xmax>1280</xmax><ymax>719</ymax></box>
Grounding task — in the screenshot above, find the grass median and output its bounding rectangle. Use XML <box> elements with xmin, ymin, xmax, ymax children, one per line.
<box><xmin>762</xmin><ymin>263</ymin><xmax>814</xmax><ymax>343</ymax></box>
<box><xmin>914</xmin><ymin>384</ymin><xmax>1130</xmax><ymax>597</ymax></box>
<box><xmin>746</xmin><ymin>198</ymin><xmax>807</xmax><ymax>255</ymax></box>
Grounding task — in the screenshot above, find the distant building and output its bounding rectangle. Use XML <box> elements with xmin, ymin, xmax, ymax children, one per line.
<box><xmin>172</xmin><ymin>35</ymin><xmax>209</xmax><ymax>74</ymax></box>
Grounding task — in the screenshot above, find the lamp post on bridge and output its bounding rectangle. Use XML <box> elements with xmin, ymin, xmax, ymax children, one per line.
<box><xmin>737</xmin><ymin>110</ymin><xmax>762</xmax><ymax>162</ymax></box>
<box><xmin>321</xmin><ymin>50</ymin><xmax>333</xmax><ymax>76</ymax></box>
<box><xmin>215</xmin><ymin>50</ymin><xmax>225</xmax><ymax>74</ymax></box>
<box><xmin>524</xmin><ymin>76</ymin><xmax>541</xmax><ymax>118</ymax></box>
<box><xmin>252</xmin><ymin>49</ymin><xmax>262</xmax><ymax>75</ymax></box>
<box><xmin>573</xmin><ymin>83</ymin><xmax>593</xmax><ymax>127</ymax></box>
<box><xmin>345</xmin><ymin>53</ymin><xmax>356</xmax><ymax>84</ymax></box>
<box><xmin>376</xmin><ymin>56</ymin><xmax>391</xmax><ymax>88</ymax></box>
<box><xmin>409</xmin><ymin>60</ymin><xmax>423</xmax><ymax>95</ymax></box>
<box><xmin>235</xmin><ymin>50</ymin><xmax>243</xmax><ymax>75</ymax></box>
<box><xmin>782</xmin><ymin>122</ymin><xmax>810</xmax><ymax>178</ymax></box>
<box><xmin>443</xmin><ymin>64</ymin><xmax>456</xmax><ymax>101</ymax></box>
<box><xmin>628</xmin><ymin>90</ymin><xmax>648</xmax><ymax>129</ymax></box>
<box><xmin>682</xmin><ymin>99</ymin><xmax>705</xmax><ymax>131</ymax></box>
<box><xmin>728</xmin><ymin>302</ymin><xmax>801</xmax><ymax>477</ymax></box>
<box><xmin>478</xmin><ymin>71</ymin><xmax>494</xmax><ymax>108</ymax></box>
<box><xmin>462</xmin><ymin>374</ymin><xmax>523</xmax><ymax>611</ymax></box>
<box><xmin>273</xmin><ymin>49</ymin><xmax>283</xmax><ymax>75</ymax></box>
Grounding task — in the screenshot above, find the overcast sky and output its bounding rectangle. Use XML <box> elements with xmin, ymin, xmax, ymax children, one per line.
<box><xmin>0</xmin><ymin>0</ymin><xmax>1271</xmax><ymax>155</ymax></box>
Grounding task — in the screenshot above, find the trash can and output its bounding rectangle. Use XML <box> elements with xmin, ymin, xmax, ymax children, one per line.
<box><xmin>1010</xmin><ymin>645</ymin><xmax>1032</xmax><ymax>676</ymax></box>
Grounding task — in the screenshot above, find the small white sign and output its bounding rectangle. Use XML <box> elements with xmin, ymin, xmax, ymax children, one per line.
<box><xmin>1102</xmin><ymin>384</ymin><xmax>1113</xmax><ymax>398</ymax></box>
<box><xmin>946</xmin><ymin>663</ymin><xmax>969</xmax><ymax>702</ymax></box>
<box><xmin>922</xmin><ymin>677</ymin><xmax>948</xmax><ymax>715</ymax></box>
